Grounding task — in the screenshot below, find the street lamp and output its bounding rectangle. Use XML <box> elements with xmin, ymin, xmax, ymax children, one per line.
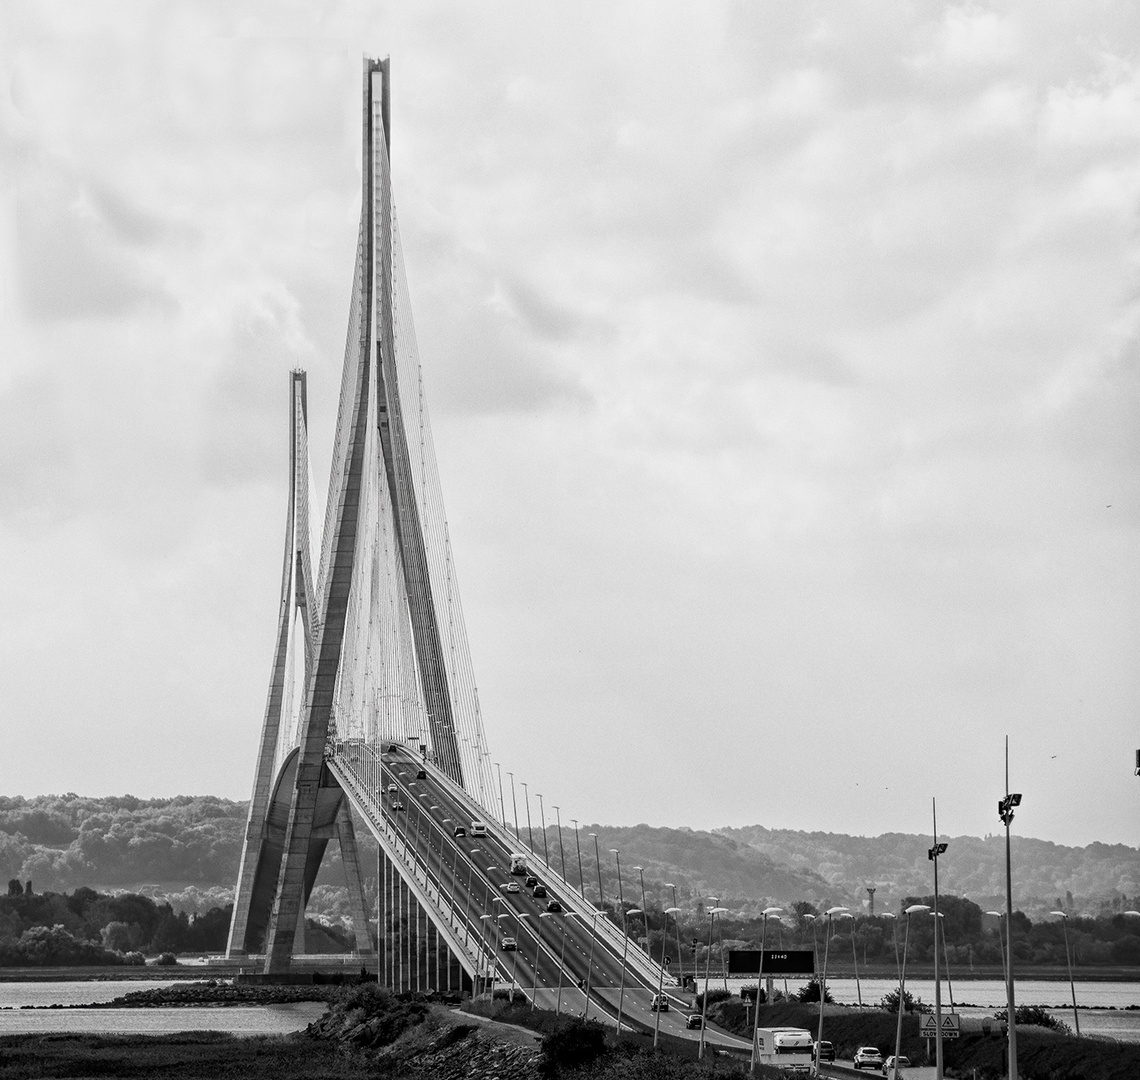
<box><xmin>655</xmin><ymin>906</ymin><xmax>682</xmax><ymax>1049</ymax></box>
<box><xmin>813</xmin><ymin>906</ymin><xmax>849</xmax><ymax>1076</ymax></box>
<box><xmin>493</xmin><ymin>761</ymin><xmax>507</xmax><ymax>828</ymax></box>
<box><xmin>517</xmin><ymin>912</ymin><xmax>539</xmax><ymax>1011</ymax></box>
<box><xmin>496</xmin><ymin>912</ymin><xmax>521</xmax><ymax>992</ymax></box>
<box><xmin>552</xmin><ymin>805</ymin><xmax>568</xmax><ymax>882</ymax></box>
<box><xmin>571</xmin><ymin>819</ymin><xmax>586</xmax><ymax>898</ymax></box>
<box><xmin>889</xmin><ymin>904</ymin><xmax>930</xmax><ymax>1080</ymax></box>
<box><xmin>929</xmin><ymin>799</ymin><xmax>949</xmax><ymax>1080</ymax></box>
<box><xmin>882</xmin><ymin>912</ymin><xmax>900</xmax><ymax>984</ymax></box>
<box><xmin>998</xmin><ymin>737</ymin><xmax>1022</xmax><ymax>1080</ymax></box>
<box><xmin>520</xmin><ymin>781</ymin><xmax>534</xmax><ymax>853</ymax></box>
<box><xmin>610</xmin><ymin>849</ymin><xmax>626</xmax><ymax>912</ymax></box>
<box><xmin>616</xmin><ymin>907</ymin><xmax>644</xmax><ymax>1034</ymax></box>
<box><xmin>666</xmin><ymin>883</ymin><xmax>685</xmax><ymax>983</ymax></box>
<box><xmin>836</xmin><ymin>911</ymin><xmax>862</xmax><ymax>1007</ymax></box>
<box><xmin>568</xmin><ymin>909</ymin><xmax>604</xmax><ymax>1021</ymax></box>
<box><xmin>698</xmin><ymin>904</ymin><xmax>727</xmax><ymax>1059</ymax></box>
<box><xmin>1050</xmin><ymin>911</ymin><xmax>1080</xmax><ymax>1035</ymax></box>
<box><xmin>540</xmin><ymin>911</ymin><xmax>568</xmax><ymax>1016</ymax></box>
<box><xmin>985</xmin><ymin>911</ymin><xmax>1007</xmax><ymax>988</ymax></box>
<box><xmin>589</xmin><ymin>833</ymin><xmax>604</xmax><ymax>906</ymax></box>
<box><xmin>507</xmin><ymin>771</ymin><xmax>520</xmax><ymax>841</ymax></box>
<box><xmin>749</xmin><ymin>907</ymin><xmax>783</xmax><ymax>1074</ymax></box>
<box><xmin>536</xmin><ymin>793</ymin><xmax>550</xmax><ymax>867</ymax></box>
<box><xmin>634</xmin><ymin>867</ymin><xmax>650</xmax><ymax>954</ymax></box>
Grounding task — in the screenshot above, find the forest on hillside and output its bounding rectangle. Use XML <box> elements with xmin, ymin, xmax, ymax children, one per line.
<box><xmin>0</xmin><ymin>795</ymin><xmax>1134</xmax><ymax>927</ymax></box>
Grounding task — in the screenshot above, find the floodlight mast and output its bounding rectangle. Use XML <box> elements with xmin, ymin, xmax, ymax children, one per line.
<box><xmin>998</xmin><ymin>736</ymin><xmax>1021</xmax><ymax>1080</ymax></box>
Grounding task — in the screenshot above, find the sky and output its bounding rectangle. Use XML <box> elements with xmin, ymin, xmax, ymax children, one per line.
<box><xmin>1</xmin><ymin>2</ymin><xmax>1138</xmax><ymax>851</ymax></box>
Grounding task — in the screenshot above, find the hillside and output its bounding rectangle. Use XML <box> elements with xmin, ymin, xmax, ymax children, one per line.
<box><xmin>0</xmin><ymin>795</ymin><xmax>1134</xmax><ymax>921</ymax></box>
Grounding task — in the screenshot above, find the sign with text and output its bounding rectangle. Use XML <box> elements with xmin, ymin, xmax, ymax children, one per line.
<box><xmin>919</xmin><ymin>1013</ymin><xmax>960</xmax><ymax>1038</ymax></box>
<box><xmin>727</xmin><ymin>949</ymin><xmax>814</xmax><ymax>975</ymax></box>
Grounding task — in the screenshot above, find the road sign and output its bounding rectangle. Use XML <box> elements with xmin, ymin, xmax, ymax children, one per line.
<box><xmin>728</xmin><ymin>949</ymin><xmax>814</xmax><ymax>975</ymax></box>
<box><xmin>919</xmin><ymin>1013</ymin><xmax>960</xmax><ymax>1038</ymax></box>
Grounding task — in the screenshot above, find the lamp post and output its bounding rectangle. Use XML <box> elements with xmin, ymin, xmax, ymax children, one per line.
<box><xmin>590</xmin><ymin>833</ymin><xmax>604</xmax><ymax>907</ymax></box>
<box><xmin>985</xmin><ymin>911</ymin><xmax>1007</xmax><ymax>985</ymax></box>
<box><xmin>655</xmin><ymin>906</ymin><xmax>682</xmax><ymax>1048</ymax></box>
<box><xmin>517</xmin><ymin>912</ymin><xmax>538</xmax><ymax>1011</ymax></box>
<box><xmin>540</xmin><ymin>911</ymin><xmax>567</xmax><ymax>1015</ymax></box>
<box><xmin>616</xmin><ymin>907</ymin><xmax>644</xmax><ymax>1035</ymax></box>
<box><xmin>571</xmin><ymin>819</ymin><xmax>586</xmax><ymax>898</ymax></box>
<box><xmin>508</xmin><ymin>771</ymin><xmax>520</xmax><ymax>841</ymax></box>
<box><xmin>1050</xmin><ymin>911</ymin><xmax>1080</xmax><ymax>1036</ymax></box>
<box><xmin>520</xmin><ymin>781</ymin><xmax>534</xmax><ymax>854</ymax></box>
<box><xmin>536</xmin><ymin>793</ymin><xmax>550</xmax><ymax>867</ymax></box>
<box><xmin>610</xmin><ymin>849</ymin><xmax>626</xmax><ymax>912</ymax></box>
<box><xmin>569</xmin><ymin>909</ymin><xmax>604</xmax><ymax>1021</ymax></box>
<box><xmin>667</xmin><ymin>883</ymin><xmax>685</xmax><ymax>982</ymax></box>
<box><xmin>634</xmin><ymin>867</ymin><xmax>650</xmax><ymax>954</ymax></box>
<box><xmin>552</xmin><ymin>806</ymin><xmax>568</xmax><ymax>882</ymax></box>
<box><xmin>882</xmin><ymin>912</ymin><xmax>900</xmax><ymax>984</ymax></box>
<box><xmin>496</xmin><ymin>912</ymin><xmax>520</xmax><ymax>992</ymax></box>
<box><xmin>929</xmin><ymin>800</ymin><xmax>949</xmax><ymax>1080</ymax></box>
<box><xmin>493</xmin><ymin>762</ymin><xmax>507</xmax><ymax>828</ymax></box>
<box><xmin>890</xmin><ymin>904</ymin><xmax>929</xmax><ymax>1080</ymax></box>
<box><xmin>698</xmin><ymin>903</ymin><xmax>727</xmax><ymax>1059</ymax></box>
<box><xmin>814</xmin><ymin>906</ymin><xmax>848</xmax><ymax>1077</ymax></box>
<box><xmin>837</xmin><ymin>911</ymin><xmax>862</xmax><ymax>1007</ymax></box>
<box><xmin>998</xmin><ymin>738</ymin><xmax>1022</xmax><ymax>1080</ymax></box>
<box><xmin>749</xmin><ymin>906</ymin><xmax>782</xmax><ymax>1073</ymax></box>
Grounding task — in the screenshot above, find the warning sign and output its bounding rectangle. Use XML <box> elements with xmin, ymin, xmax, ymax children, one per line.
<box><xmin>919</xmin><ymin>1013</ymin><xmax>960</xmax><ymax>1039</ymax></box>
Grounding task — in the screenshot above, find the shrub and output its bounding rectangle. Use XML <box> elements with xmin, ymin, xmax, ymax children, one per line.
<box><xmin>694</xmin><ymin>987</ymin><xmax>733</xmax><ymax>1010</ymax></box>
<box><xmin>994</xmin><ymin>1005</ymin><xmax>1071</xmax><ymax>1033</ymax></box>
<box><xmin>538</xmin><ymin>1017</ymin><xmax>609</xmax><ymax>1078</ymax></box>
<box><xmin>880</xmin><ymin>987</ymin><xmax>924</xmax><ymax>1013</ymax></box>
<box><xmin>795</xmin><ymin>979</ymin><xmax>834</xmax><ymax>1004</ymax></box>
<box><xmin>156</xmin><ymin>951</ymin><xmax>179</xmax><ymax>966</ymax></box>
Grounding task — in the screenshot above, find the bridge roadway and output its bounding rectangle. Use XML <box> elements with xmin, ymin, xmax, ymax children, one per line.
<box><xmin>329</xmin><ymin>742</ymin><xmax>750</xmax><ymax>1053</ymax></box>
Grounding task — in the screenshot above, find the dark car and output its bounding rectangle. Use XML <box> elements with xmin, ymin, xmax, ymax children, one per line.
<box><xmin>815</xmin><ymin>1040</ymin><xmax>835</xmax><ymax>1062</ymax></box>
<box><xmin>546</xmin><ymin>900</ymin><xmax>563</xmax><ymax>913</ymax></box>
<box><xmin>650</xmin><ymin>994</ymin><xmax>669</xmax><ymax>1012</ymax></box>
<box><xmin>500</xmin><ymin>936</ymin><xmax>517</xmax><ymax>951</ymax></box>
<box><xmin>416</xmin><ymin>769</ymin><xmax>427</xmax><ymax>780</ymax></box>
<box><xmin>525</xmin><ymin>875</ymin><xmax>539</xmax><ymax>888</ymax></box>
<box><xmin>453</xmin><ymin>825</ymin><xmax>466</xmax><ymax>838</ymax></box>
<box><xmin>686</xmin><ymin>1014</ymin><xmax>703</xmax><ymax>1029</ymax></box>
<box><xmin>533</xmin><ymin>884</ymin><xmax>547</xmax><ymax>898</ymax></box>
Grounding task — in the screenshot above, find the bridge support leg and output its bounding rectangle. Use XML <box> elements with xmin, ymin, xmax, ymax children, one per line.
<box><xmin>337</xmin><ymin>804</ymin><xmax>376</xmax><ymax>960</ymax></box>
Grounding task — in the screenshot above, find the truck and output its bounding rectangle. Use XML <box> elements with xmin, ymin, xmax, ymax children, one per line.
<box><xmin>509</xmin><ymin>853</ymin><xmax>528</xmax><ymax>875</ymax></box>
<box><xmin>755</xmin><ymin>1028</ymin><xmax>813</xmax><ymax>1074</ymax></box>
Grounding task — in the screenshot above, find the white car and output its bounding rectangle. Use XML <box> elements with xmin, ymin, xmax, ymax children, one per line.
<box><xmin>854</xmin><ymin>1047</ymin><xmax>885</xmax><ymax>1070</ymax></box>
<box><xmin>882</xmin><ymin>1056</ymin><xmax>911</xmax><ymax>1075</ymax></box>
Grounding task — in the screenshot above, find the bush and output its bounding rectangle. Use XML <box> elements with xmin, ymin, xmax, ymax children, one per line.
<box><xmin>994</xmin><ymin>1005</ymin><xmax>1071</xmax><ymax>1033</ymax></box>
<box><xmin>155</xmin><ymin>952</ymin><xmax>179</xmax><ymax>966</ymax></box>
<box><xmin>539</xmin><ymin>1017</ymin><xmax>609</xmax><ymax>1078</ymax></box>
<box><xmin>795</xmin><ymin>979</ymin><xmax>834</xmax><ymax>1004</ymax></box>
<box><xmin>880</xmin><ymin>987</ymin><xmax>923</xmax><ymax>1013</ymax></box>
<box><xmin>694</xmin><ymin>987</ymin><xmax>732</xmax><ymax>1010</ymax></box>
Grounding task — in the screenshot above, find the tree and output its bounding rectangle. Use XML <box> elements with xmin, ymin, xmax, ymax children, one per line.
<box><xmin>6</xmin><ymin>879</ymin><xmax>21</xmax><ymax>896</ymax></box>
<box><xmin>101</xmin><ymin>921</ymin><xmax>134</xmax><ymax>952</ymax></box>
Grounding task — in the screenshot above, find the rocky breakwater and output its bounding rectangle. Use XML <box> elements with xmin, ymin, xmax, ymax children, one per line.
<box><xmin>88</xmin><ymin>981</ymin><xmax>336</xmax><ymax>1008</ymax></box>
<box><xmin>307</xmin><ymin>985</ymin><xmax>541</xmax><ymax>1080</ymax></box>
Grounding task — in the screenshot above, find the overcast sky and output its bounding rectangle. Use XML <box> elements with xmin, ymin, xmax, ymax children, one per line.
<box><xmin>2</xmin><ymin>2</ymin><xmax>1137</xmax><ymax>852</ymax></box>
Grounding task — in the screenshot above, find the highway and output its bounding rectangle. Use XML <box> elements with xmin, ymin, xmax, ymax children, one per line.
<box><xmin>334</xmin><ymin>742</ymin><xmax>750</xmax><ymax>1052</ymax></box>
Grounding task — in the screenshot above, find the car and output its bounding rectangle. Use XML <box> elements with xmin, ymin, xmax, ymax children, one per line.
<box><xmin>546</xmin><ymin>900</ymin><xmax>563</xmax><ymax>913</ymax></box>
<box><xmin>501</xmin><ymin>882</ymin><xmax>521</xmax><ymax>893</ymax></box>
<box><xmin>881</xmin><ymin>1056</ymin><xmax>911</xmax><ymax>1075</ymax></box>
<box><xmin>453</xmin><ymin>825</ymin><xmax>466</xmax><ymax>838</ymax></box>
<box><xmin>500</xmin><ymin>936</ymin><xmax>517</xmax><ymax>951</ymax></box>
<box><xmin>470</xmin><ymin>821</ymin><xmax>488</xmax><ymax>837</ymax></box>
<box><xmin>854</xmin><ymin>1047</ymin><xmax>885</xmax><ymax>1070</ymax></box>
<box><xmin>814</xmin><ymin>1040</ymin><xmax>835</xmax><ymax>1062</ymax></box>
<box><xmin>532</xmin><ymin>884</ymin><xmax>547</xmax><ymax>898</ymax></box>
<box><xmin>650</xmin><ymin>994</ymin><xmax>669</xmax><ymax>1012</ymax></box>
<box><xmin>685</xmin><ymin>1014</ymin><xmax>703</xmax><ymax>1029</ymax></box>
<box><xmin>391</xmin><ymin>801</ymin><xmax>405</xmax><ymax>811</ymax></box>
<box><xmin>387</xmin><ymin>783</ymin><xmax>398</xmax><ymax>796</ymax></box>
<box><xmin>387</xmin><ymin>744</ymin><xmax>399</xmax><ymax>753</ymax></box>
<box><xmin>524</xmin><ymin>875</ymin><xmax>539</xmax><ymax>888</ymax></box>
<box><xmin>416</xmin><ymin>769</ymin><xmax>427</xmax><ymax>780</ymax></box>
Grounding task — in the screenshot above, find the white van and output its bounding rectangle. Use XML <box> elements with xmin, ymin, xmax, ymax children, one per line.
<box><xmin>470</xmin><ymin>820</ymin><xmax>488</xmax><ymax>837</ymax></box>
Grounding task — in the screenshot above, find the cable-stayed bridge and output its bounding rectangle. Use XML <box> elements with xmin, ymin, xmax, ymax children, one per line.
<box><xmin>223</xmin><ymin>57</ymin><xmax>745</xmax><ymax>1048</ymax></box>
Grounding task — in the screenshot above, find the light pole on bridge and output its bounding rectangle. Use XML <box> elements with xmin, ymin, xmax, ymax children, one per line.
<box><xmin>666</xmin><ymin>883</ymin><xmax>685</xmax><ymax>983</ymax></box>
<box><xmin>540</xmin><ymin>911</ymin><xmax>568</xmax><ymax>1016</ymax></box>
<box><xmin>610</xmin><ymin>849</ymin><xmax>625</xmax><ymax>915</ymax></box>
<box><xmin>837</xmin><ymin>910</ymin><xmax>862</xmax><ymax>1007</ymax></box>
<box><xmin>890</xmin><ymin>904</ymin><xmax>929</xmax><ymax>1080</ymax></box>
<box><xmin>615</xmin><ymin>906</ymin><xmax>643</xmax><ymax>1036</ymax></box>
<box><xmin>571</xmin><ymin>819</ymin><xmax>585</xmax><ymax>898</ymax></box>
<box><xmin>1050</xmin><ymin>911</ymin><xmax>1081</xmax><ymax>1036</ymax></box>
<box><xmin>590</xmin><ymin>833</ymin><xmax>604</xmax><ymax>907</ymax></box>
<box><xmin>493</xmin><ymin>762</ymin><xmax>507</xmax><ymax>829</ymax></box>
<box><xmin>654</xmin><ymin>906</ymin><xmax>681</xmax><ymax>1049</ymax></box>
<box><xmin>507</xmin><ymin>771</ymin><xmax>520</xmax><ymax>841</ymax></box>
<box><xmin>536</xmin><ymin>793</ymin><xmax>550</xmax><ymax>867</ymax></box>
<box><xmin>520</xmin><ymin>781</ymin><xmax>534</xmax><ymax>854</ymax></box>
<box><xmin>814</xmin><ymin>906</ymin><xmax>849</xmax><ymax>1076</ymax></box>
<box><xmin>749</xmin><ymin>906</ymin><xmax>783</xmax><ymax>1074</ymax></box>
<box><xmin>568</xmin><ymin>909</ymin><xmax>604</xmax><ymax>1022</ymax></box>
<box><xmin>698</xmin><ymin>902</ymin><xmax>727</xmax><ymax>1060</ymax></box>
<box><xmin>552</xmin><ymin>806</ymin><xmax>568</xmax><ymax>883</ymax></box>
<box><xmin>634</xmin><ymin>866</ymin><xmax>650</xmax><ymax>954</ymax></box>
